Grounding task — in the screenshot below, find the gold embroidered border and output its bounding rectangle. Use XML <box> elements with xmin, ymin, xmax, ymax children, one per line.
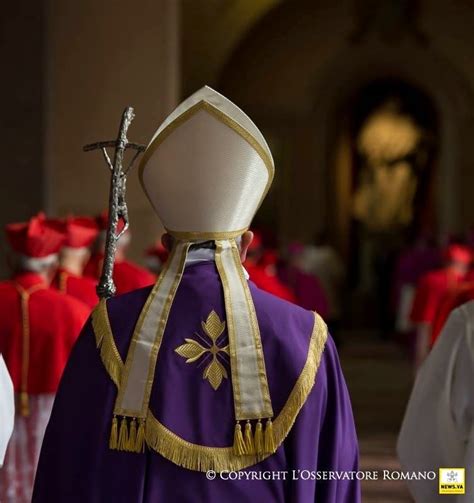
<box><xmin>165</xmin><ymin>227</ymin><xmax>248</xmax><ymax>242</ymax></box>
<box><xmin>58</xmin><ymin>271</ymin><xmax>68</xmax><ymax>294</ymax></box>
<box><xmin>92</xmin><ymin>303</ymin><xmax>328</xmax><ymax>472</ymax></box>
<box><xmin>138</xmin><ymin>242</ymin><xmax>190</xmax><ymax>418</ymax></box>
<box><xmin>139</xmin><ymin>100</ymin><xmax>274</xmax><ymax>187</ymax></box>
<box><xmin>92</xmin><ymin>299</ymin><xmax>123</xmax><ymax>388</ymax></box>
<box><xmin>114</xmin><ymin>242</ymin><xmax>190</xmax><ymax>418</ymax></box>
<box><xmin>214</xmin><ymin>242</ymin><xmax>242</xmax><ymax>419</ymax></box>
<box><xmin>15</xmin><ymin>283</ymin><xmax>46</xmax><ymax>416</ymax></box>
<box><xmin>231</xmin><ymin>241</ymin><xmax>273</xmax><ymax>419</ymax></box>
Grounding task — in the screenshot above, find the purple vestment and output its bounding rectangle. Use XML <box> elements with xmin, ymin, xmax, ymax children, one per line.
<box><xmin>33</xmin><ymin>261</ymin><xmax>360</xmax><ymax>502</ymax></box>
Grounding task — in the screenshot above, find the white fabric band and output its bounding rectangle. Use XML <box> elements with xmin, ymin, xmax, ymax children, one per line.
<box><xmin>0</xmin><ymin>355</ymin><xmax>14</xmax><ymax>466</ymax></box>
<box><xmin>215</xmin><ymin>239</ymin><xmax>273</xmax><ymax>420</ymax></box>
<box><xmin>184</xmin><ymin>243</ymin><xmax>249</xmax><ymax>279</ymax></box>
<box><xmin>114</xmin><ymin>241</ymin><xmax>190</xmax><ymax>417</ymax></box>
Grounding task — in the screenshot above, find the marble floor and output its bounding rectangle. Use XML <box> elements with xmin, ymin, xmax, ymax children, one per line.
<box><xmin>339</xmin><ymin>332</ymin><xmax>415</xmax><ymax>502</ymax></box>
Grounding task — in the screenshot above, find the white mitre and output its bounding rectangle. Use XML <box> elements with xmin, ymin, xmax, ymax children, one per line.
<box><xmin>139</xmin><ymin>85</ymin><xmax>274</xmax><ymax>240</ymax></box>
<box><xmin>0</xmin><ymin>354</ymin><xmax>14</xmax><ymax>466</ymax></box>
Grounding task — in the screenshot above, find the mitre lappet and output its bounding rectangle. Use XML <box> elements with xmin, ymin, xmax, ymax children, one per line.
<box><xmin>102</xmin><ymin>86</ymin><xmax>276</xmax><ymax>457</ymax></box>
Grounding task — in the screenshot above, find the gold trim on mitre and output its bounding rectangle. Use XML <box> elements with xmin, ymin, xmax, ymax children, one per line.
<box><xmin>164</xmin><ymin>227</ymin><xmax>248</xmax><ymax>242</ymax></box>
<box><xmin>214</xmin><ymin>239</ymin><xmax>273</xmax><ymax>421</ymax></box>
<box><xmin>139</xmin><ymin>100</ymin><xmax>274</xmax><ymax>180</ymax></box>
<box><xmin>91</xmin><ymin>301</ymin><xmax>328</xmax><ymax>472</ymax></box>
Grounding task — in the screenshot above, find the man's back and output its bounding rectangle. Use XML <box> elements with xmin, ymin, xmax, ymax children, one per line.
<box><xmin>0</xmin><ymin>272</ymin><xmax>89</xmax><ymax>393</ymax></box>
<box><xmin>34</xmin><ymin>261</ymin><xmax>359</xmax><ymax>502</ymax></box>
<box><xmin>0</xmin><ymin>272</ymin><xmax>89</xmax><ymax>502</ymax></box>
<box><xmin>53</xmin><ymin>269</ymin><xmax>99</xmax><ymax>309</ymax></box>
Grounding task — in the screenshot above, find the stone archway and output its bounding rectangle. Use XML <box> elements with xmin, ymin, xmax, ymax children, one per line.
<box><xmin>218</xmin><ymin>0</ymin><xmax>474</xmax><ymax>246</ymax></box>
<box><xmin>311</xmin><ymin>43</ymin><xmax>474</xmax><ymax>251</ymax></box>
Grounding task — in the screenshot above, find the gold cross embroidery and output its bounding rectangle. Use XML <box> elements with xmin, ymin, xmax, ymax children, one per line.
<box><xmin>174</xmin><ymin>311</ymin><xmax>229</xmax><ymax>391</ymax></box>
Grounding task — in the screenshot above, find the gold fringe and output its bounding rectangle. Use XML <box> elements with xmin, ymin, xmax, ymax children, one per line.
<box><xmin>145</xmin><ymin>415</ymin><xmax>255</xmax><ymax>472</ymax></box>
<box><xmin>109</xmin><ymin>416</ymin><xmax>118</xmax><ymax>450</ymax></box>
<box><xmin>128</xmin><ymin>418</ymin><xmax>137</xmax><ymax>451</ymax></box>
<box><xmin>244</xmin><ymin>421</ymin><xmax>255</xmax><ymax>455</ymax></box>
<box><xmin>233</xmin><ymin>422</ymin><xmax>246</xmax><ymax>456</ymax></box>
<box><xmin>254</xmin><ymin>420</ymin><xmax>263</xmax><ymax>455</ymax></box>
<box><xmin>118</xmin><ymin>417</ymin><xmax>129</xmax><ymax>451</ymax></box>
<box><xmin>95</xmin><ymin>305</ymin><xmax>329</xmax><ymax>472</ymax></box>
<box><xmin>92</xmin><ymin>299</ymin><xmax>123</xmax><ymax>387</ymax></box>
<box><xmin>134</xmin><ymin>419</ymin><xmax>146</xmax><ymax>453</ymax></box>
<box><xmin>264</xmin><ymin>418</ymin><xmax>276</xmax><ymax>454</ymax></box>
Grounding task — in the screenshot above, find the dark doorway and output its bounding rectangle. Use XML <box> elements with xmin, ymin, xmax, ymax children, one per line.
<box><xmin>336</xmin><ymin>78</ymin><xmax>439</xmax><ymax>334</ymax></box>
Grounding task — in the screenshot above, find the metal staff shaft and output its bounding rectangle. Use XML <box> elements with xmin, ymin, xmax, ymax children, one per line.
<box><xmin>84</xmin><ymin>106</ymin><xmax>145</xmax><ymax>299</ymax></box>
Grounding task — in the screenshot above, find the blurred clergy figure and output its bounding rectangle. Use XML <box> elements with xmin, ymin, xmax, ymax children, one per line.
<box><xmin>52</xmin><ymin>216</ymin><xmax>99</xmax><ymax>309</ymax></box>
<box><xmin>33</xmin><ymin>87</ymin><xmax>360</xmax><ymax>502</ymax></box>
<box><xmin>84</xmin><ymin>212</ymin><xmax>155</xmax><ymax>294</ymax></box>
<box><xmin>278</xmin><ymin>242</ymin><xmax>329</xmax><ymax>319</ymax></box>
<box><xmin>0</xmin><ymin>213</ymin><xmax>90</xmax><ymax>503</ymax></box>
<box><xmin>398</xmin><ymin>300</ymin><xmax>474</xmax><ymax>501</ymax></box>
<box><xmin>431</xmin><ymin>278</ymin><xmax>474</xmax><ymax>346</ymax></box>
<box><xmin>410</xmin><ymin>244</ymin><xmax>471</xmax><ymax>369</ymax></box>
<box><xmin>244</xmin><ymin>230</ymin><xmax>295</xmax><ymax>302</ymax></box>
<box><xmin>144</xmin><ymin>241</ymin><xmax>169</xmax><ymax>275</ymax></box>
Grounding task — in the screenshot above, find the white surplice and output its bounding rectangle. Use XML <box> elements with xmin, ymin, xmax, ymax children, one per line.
<box><xmin>0</xmin><ymin>355</ymin><xmax>14</xmax><ymax>466</ymax></box>
<box><xmin>397</xmin><ymin>300</ymin><xmax>474</xmax><ymax>502</ymax></box>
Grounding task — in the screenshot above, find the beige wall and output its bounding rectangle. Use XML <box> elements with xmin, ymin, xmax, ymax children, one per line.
<box><xmin>44</xmin><ymin>0</ymin><xmax>180</xmax><ymax>262</ymax></box>
<box><xmin>0</xmin><ymin>1</ymin><xmax>45</xmax><ymax>277</ymax></box>
<box><xmin>181</xmin><ymin>0</ymin><xmax>281</xmax><ymax>96</ymax></box>
<box><xmin>216</xmin><ymin>0</ymin><xmax>474</xmax><ymax>244</ymax></box>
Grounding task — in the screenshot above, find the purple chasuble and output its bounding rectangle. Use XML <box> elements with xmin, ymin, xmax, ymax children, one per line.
<box><xmin>33</xmin><ymin>261</ymin><xmax>360</xmax><ymax>502</ymax></box>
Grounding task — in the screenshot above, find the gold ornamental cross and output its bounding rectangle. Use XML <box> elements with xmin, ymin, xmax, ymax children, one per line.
<box><xmin>175</xmin><ymin>311</ymin><xmax>229</xmax><ymax>390</ymax></box>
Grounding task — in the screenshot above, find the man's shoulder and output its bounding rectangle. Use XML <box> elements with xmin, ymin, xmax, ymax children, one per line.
<box><xmin>93</xmin><ymin>286</ymin><xmax>153</xmax><ymax>358</ymax></box>
<box><xmin>105</xmin><ymin>285</ymin><xmax>152</xmax><ymax>312</ymax></box>
<box><xmin>250</xmin><ymin>281</ymin><xmax>315</xmax><ymax>322</ymax></box>
<box><xmin>453</xmin><ymin>300</ymin><xmax>474</xmax><ymax>340</ymax></box>
<box><xmin>101</xmin><ymin>283</ymin><xmax>327</xmax><ymax>365</ymax></box>
<box><xmin>250</xmin><ymin>282</ymin><xmax>324</xmax><ymax>354</ymax></box>
<box><xmin>457</xmin><ymin>299</ymin><xmax>474</xmax><ymax>317</ymax></box>
<box><xmin>428</xmin><ymin>302</ymin><xmax>473</xmax><ymax>367</ymax></box>
<box><xmin>104</xmin><ymin>285</ymin><xmax>152</xmax><ymax>327</ymax></box>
